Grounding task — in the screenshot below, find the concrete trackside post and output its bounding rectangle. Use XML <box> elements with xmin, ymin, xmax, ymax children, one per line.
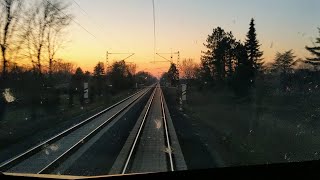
<box><xmin>84</xmin><ymin>82</ymin><xmax>89</xmax><ymax>103</ymax></box>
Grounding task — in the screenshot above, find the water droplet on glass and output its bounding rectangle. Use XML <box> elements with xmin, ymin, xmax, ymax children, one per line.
<box><xmin>3</xmin><ymin>89</ymin><xmax>15</xmax><ymax>103</ymax></box>
<box><xmin>154</xmin><ymin>119</ymin><xmax>162</xmax><ymax>129</ymax></box>
<box><xmin>50</xmin><ymin>144</ymin><xmax>59</xmax><ymax>151</ymax></box>
<box><xmin>164</xmin><ymin>146</ymin><xmax>173</xmax><ymax>154</ymax></box>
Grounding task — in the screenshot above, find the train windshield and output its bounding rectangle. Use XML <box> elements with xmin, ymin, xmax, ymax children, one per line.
<box><xmin>0</xmin><ymin>0</ymin><xmax>319</xmax><ymax>178</ymax></box>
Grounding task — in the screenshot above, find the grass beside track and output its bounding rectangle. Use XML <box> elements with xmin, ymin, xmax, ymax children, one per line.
<box><xmin>165</xmin><ymin>86</ymin><xmax>320</xmax><ymax>166</ymax></box>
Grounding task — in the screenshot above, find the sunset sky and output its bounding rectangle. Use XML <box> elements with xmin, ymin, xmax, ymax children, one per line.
<box><xmin>58</xmin><ymin>0</ymin><xmax>320</xmax><ymax>77</ymax></box>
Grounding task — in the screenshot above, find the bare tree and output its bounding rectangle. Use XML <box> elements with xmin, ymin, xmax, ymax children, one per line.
<box><xmin>52</xmin><ymin>59</ymin><xmax>74</xmax><ymax>74</ymax></box>
<box><xmin>180</xmin><ymin>58</ymin><xmax>199</xmax><ymax>79</ymax></box>
<box><xmin>0</xmin><ymin>0</ymin><xmax>25</xmax><ymax>80</ymax></box>
<box><xmin>127</xmin><ymin>63</ymin><xmax>137</xmax><ymax>76</ymax></box>
<box><xmin>26</xmin><ymin>0</ymin><xmax>71</xmax><ymax>75</ymax></box>
<box><xmin>46</xmin><ymin>1</ymin><xmax>71</xmax><ymax>76</ymax></box>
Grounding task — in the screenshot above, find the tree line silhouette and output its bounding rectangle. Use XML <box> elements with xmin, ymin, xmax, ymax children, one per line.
<box><xmin>163</xmin><ymin>18</ymin><xmax>320</xmax><ymax>98</ymax></box>
<box><xmin>0</xmin><ymin>0</ymin><xmax>157</xmax><ymax>121</ymax></box>
<box><xmin>160</xmin><ymin>18</ymin><xmax>320</xmax><ymax>134</ymax></box>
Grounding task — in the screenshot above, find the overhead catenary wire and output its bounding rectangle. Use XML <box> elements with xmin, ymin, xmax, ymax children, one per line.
<box><xmin>45</xmin><ymin>0</ymin><xmax>99</xmax><ymax>41</ymax></box>
<box><xmin>71</xmin><ymin>0</ymin><xmax>106</xmax><ymax>34</ymax></box>
<box><xmin>72</xmin><ymin>0</ymin><xmax>90</xmax><ymax>17</ymax></box>
<box><xmin>152</xmin><ymin>0</ymin><xmax>156</xmax><ymax>64</ymax></box>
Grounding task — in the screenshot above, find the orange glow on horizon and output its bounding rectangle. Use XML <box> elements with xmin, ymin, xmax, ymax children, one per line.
<box><xmin>48</xmin><ymin>0</ymin><xmax>319</xmax><ymax>78</ymax></box>
<box><xmin>59</xmin><ymin>44</ymin><xmax>310</xmax><ymax>78</ymax></box>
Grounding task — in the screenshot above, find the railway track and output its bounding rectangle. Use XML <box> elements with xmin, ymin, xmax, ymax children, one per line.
<box><xmin>111</xmin><ymin>84</ymin><xmax>186</xmax><ymax>174</ymax></box>
<box><xmin>1</xmin><ymin>83</ymin><xmax>186</xmax><ymax>176</ymax></box>
<box><xmin>0</xmin><ymin>85</ymin><xmax>154</xmax><ymax>174</ymax></box>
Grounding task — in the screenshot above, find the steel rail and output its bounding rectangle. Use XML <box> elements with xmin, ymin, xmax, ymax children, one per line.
<box><xmin>38</xmin><ymin>87</ymin><xmax>152</xmax><ymax>174</ymax></box>
<box><xmin>0</xmin><ymin>86</ymin><xmax>152</xmax><ymax>172</ymax></box>
<box><xmin>121</xmin><ymin>86</ymin><xmax>157</xmax><ymax>174</ymax></box>
<box><xmin>160</xmin><ymin>89</ymin><xmax>174</xmax><ymax>171</ymax></box>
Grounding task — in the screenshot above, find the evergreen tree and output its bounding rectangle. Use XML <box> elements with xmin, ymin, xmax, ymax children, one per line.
<box><xmin>272</xmin><ymin>50</ymin><xmax>296</xmax><ymax>74</ymax></box>
<box><xmin>201</xmin><ymin>27</ymin><xmax>226</xmax><ymax>82</ymax></box>
<box><xmin>93</xmin><ymin>62</ymin><xmax>105</xmax><ymax>78</ymax></box>
<box><xmin>108</xmin><ymin>60</ymin><xmax>132</xmax><ymax>91</ymax></box>
<box><xmin>201</xmin><ymin>27</ymin><xmax>236</xmax><ymax>84</ymax></box>
<box><xmin>305</xmin><ymin>28</ymin><xmax>320</xmax><ymax>70</ymax></box>
<box><xmin>245</xmin><ymin>18</ymin><xmax>264</xmax><ymax>74</ymax></box>
<box><xmin>225</xmin><ymin>33</ymin><xmax>237</xmax><ymax>79</ymax></box>
<box><xmin>167</xmin><ymin>63</ymin><xmax>179</xmax><ymax>86</ymax></box>
<box><xmin>233</xmin><ymin>42</ymin><xmax>253</xmax><ymax>95</ymax></box>
<box><xmin>84</xmin><ymin>71</ymin><xmax>91</xmax><ymax>82</ymax></box>
<box><xmin>109</xmin><ymin>61</ymin><xmax>125</xmax><ymax>90</ymax></box>
<box><xmin>272</xmin><ymin>50</ymin><xmax>296</xmax><ymax>91</ymax></box>
<box><xmin>93</xmin><ymin>62</ymin><xmax>105</xmax><ymax>96</ymax></box>
<box><xmin>73</xmin><ymin>67</ymin><xmax>85</xmax><ymax>105</ymax></box>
